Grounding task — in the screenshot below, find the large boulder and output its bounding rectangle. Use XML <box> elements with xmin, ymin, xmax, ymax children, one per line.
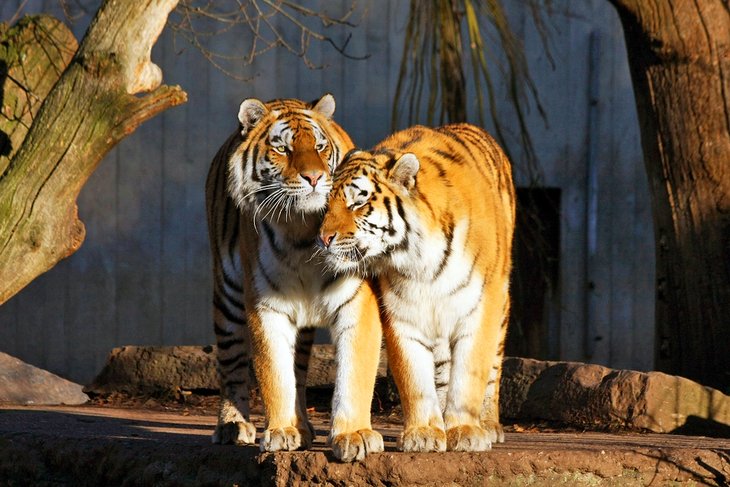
<box><xmin>85</xmin><ymin>345</ymin><xmax>219</xmax><ymax>395</ymax></box>
<box><xmin>0</xmin><ymin>352</ymin><xmax>88</xmax><ymax>405</ymax></box>
<box><xmin>85</xmin><ymin>344</ymin><xmax>388</xmax><ymax>395</ymax></box>
<box><xmin>500</xmin><ymin>357</ymin><xmax>730</xmax><ymax>434</ymax></box>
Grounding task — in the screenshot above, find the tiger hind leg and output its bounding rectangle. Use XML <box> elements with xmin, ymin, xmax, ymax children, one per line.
<box><xmin>479</xmin><ymin>301</ymin><xmax>509</xmax><ymax>444</ymax></box>
<box><xmin>211</xmin><ymin>261</ymin><xmax>256</xmax><ymax>445</ymax></box>
<box><xmin>293</xmin><ymin>327</ymin><xmax>316</xmax><ymax>447</ymax></box>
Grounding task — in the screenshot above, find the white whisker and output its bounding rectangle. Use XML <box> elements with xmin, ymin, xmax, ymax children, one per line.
<box><xmin>252</xmin><ymin>188</ymin><xmax>286</xmax><ymax>232</ymax></box>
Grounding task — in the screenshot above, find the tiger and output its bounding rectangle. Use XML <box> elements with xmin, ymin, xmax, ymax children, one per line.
<box><xmin>205</xmin><ymin>94</ymin><xmax>384</xmax><ymax>462</ymax></box>
<box><xmin>317</xmin><ymin>123</ymin><xmax>516</xmax><ymax>452</ymax></box>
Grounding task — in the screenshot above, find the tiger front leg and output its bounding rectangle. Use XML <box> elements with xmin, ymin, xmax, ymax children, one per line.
<box><xmin>328</xmin><ymin>284</ymin><xmax>384</xmax><ymax>462</ymax></box>
<box><xmin>249</xmin><ymin>310</ymin><xmax>313</xmax><ymax>452</ymax></box>
<box><xmin>384</xmin><ymin>320</ymin><xmax>446</xmax><ymax>453</ymax></box>
<box><xmin>443</xmin><ymin>293</ymin><xmax>508</xmax><ymax>452</ymax></box>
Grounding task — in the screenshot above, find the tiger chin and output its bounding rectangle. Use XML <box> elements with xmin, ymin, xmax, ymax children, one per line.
<box><xmin>319</xmin><ymin>124</ymin><xmax>516</xmax><ymax>453</ymax></box>
<box><xmin>205</xmin><ymin>94</ymin><xmax>384</xmax><ymax>462</ymax></box>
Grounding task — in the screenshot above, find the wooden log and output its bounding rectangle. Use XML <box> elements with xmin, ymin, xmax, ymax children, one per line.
<box><xmin>0</xmin><ymin>1</ymin><xmax>187</xmax><ymax>305</ymax></box>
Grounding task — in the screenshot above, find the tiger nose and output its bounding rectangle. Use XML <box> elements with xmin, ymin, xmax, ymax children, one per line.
<box><xmin>318</xmin><ymin>231</ymin><xmax>337</xmax><ymax>249</ymax></box>
<box><xmin>301</xmin><ymin>170</ymin><xmax>324</xmax><ymax>188</ymax></box>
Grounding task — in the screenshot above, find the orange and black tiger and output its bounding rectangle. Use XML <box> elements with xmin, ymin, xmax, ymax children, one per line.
<box><xmin>319</xmin><ymin>123</ymin><xmax>516</xmax><ymax>452</ymax></box>
<box><xmin>206</xmin><ymin>95</ymin><xmax>384</xmax><ymax>461</ymax></box>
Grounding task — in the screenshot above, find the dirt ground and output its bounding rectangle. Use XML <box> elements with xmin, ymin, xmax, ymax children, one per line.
<box><xmin>0</xmin><ymin>394</ymin><xmax>728</xmax><ymax>486</ymax></box>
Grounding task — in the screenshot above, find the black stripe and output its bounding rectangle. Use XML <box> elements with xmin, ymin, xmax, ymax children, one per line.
<box><xmin>447</xmin><ymin>246</ymin><xmax>481</xmax><ymax>296</ymax></box>
<box><xmin>213</xmin><ymin>295</ymin><xmax>245</xmax><ymax>325</ymax></box>
<box><xmin>423</xmin><ymin>154</ymin><xmax>449</xmax><ymax>180</ymax></box>
<box><xmin>433</xmin><ymin>216</ymin><xmax>455</xmax><ymax>280</ymax></box>
<box><xmin>320</xmin><ymin>274</ymin><xmax>339</xmax><ymax>291</ymax></box>
<box><xmin>249</xmin><ymin>144</ymin><xmax>260</xmax><ymax>182</ymax></box>
<box><xmin>404</xmin><ymin>334</ymin><xmax>432</xmax><ymax>351</ymax></box>
<box><xmin>214</xmin><ymin>322</ymin><xmax>235</xmax><ymax>337</ymax></box>
<box><xmin>261</xmin><ymin>221</ymin><xmax>284</xmax><ymax>259</ymax></box>
<box><xmin>432</xmin><ymin>148</ymin><xmax>460</xmax><ymax>164</ymax></box>
<box><xmin>395</xmin><ymin>196</ymin><xmax>408</xmax><ymax>231</ymax></box>
<box><xmin>383</xmin><ymin>196</ymin><xmax>395</xmax><ymax>236</ymax></box>
<box><xmin>223</xmin><ymin>271</ymin><xmax>243</xmax><ymax>295</ymax></box>
<box><xmin>388</xmin><ymin>196</ymin><xmax>410</xmax><ymax>252</ymax></box>
<box><xmin>218</xmin><ymin>337</ymin><xmax>244</xmax><ymax>351</ymax></box>
<box><xmin>220</xmin><ymin>193</ymin><xmax>232</xmax><ymax>246</ymax></box>
<box><xmin>220</xmin><ymin>283</ymin><xmax>244</xmax><ymax>311</ymax></box>
<box><xmin>331</xmin><ymin>282</ymin><xmax>363</xmax><ymax>324</ymax></box>
<box><xmin>456</xmin><ymin>279</ymin><xmax>486</xmax><ymax>320</ymax></box>
<box><xmin>256</xmin><ymin>255</ymin><xmax>280</xmax><ymax>292</ymax></box>
<box><xmin>219</xmin><ymin>353</ymin><xmax>248</xmax><ymax>368</ymax></box>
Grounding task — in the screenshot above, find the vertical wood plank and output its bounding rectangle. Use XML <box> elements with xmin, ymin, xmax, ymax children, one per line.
<box><xmin>558</xmin><ymin>0</ymin><xmax>592</xmax><ymax>362</ymax></box>
<box><xmin>585</xmin><ymin>27</ymin><xmax>614</xmax><ymax>366</ymax></box>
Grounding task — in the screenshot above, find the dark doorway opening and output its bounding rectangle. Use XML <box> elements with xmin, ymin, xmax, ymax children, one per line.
<box><xmin>506</xmin><ymin>187</ymin><xmax>561</xmax><ymax>360</ymax></box>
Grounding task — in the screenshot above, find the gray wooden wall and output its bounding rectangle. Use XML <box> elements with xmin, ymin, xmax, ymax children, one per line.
<box><xmin>0</xmin><ymin>0</ymin><xmax>654</xmax><ymax>385</ymax></box>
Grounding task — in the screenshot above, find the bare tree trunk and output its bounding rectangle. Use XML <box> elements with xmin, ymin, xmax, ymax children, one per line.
<box><xmin>0</xmin><ymin>1</ymin><xmax>186</xmax><ymax>305</ymax></box>
<box><xmin>609</xmin><ymin>0</ymin><xmax>730</xmax><ymax>390</ymax></box>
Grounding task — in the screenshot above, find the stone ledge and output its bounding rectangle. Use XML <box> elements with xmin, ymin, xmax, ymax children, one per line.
<box><xmin>0</xmin><ymin>406</ymin><xmax>728</xmax><ymax>486</ymax></box>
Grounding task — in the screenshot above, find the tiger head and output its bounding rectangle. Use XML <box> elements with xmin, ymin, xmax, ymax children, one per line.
<box><xmin>317</xmin><ymin>149</ymin><xmax>420</xmax><ymax>275</ymax></box>
<box><xmin>227</xmin><ymin>94</ymin><xmax>352</xmax><ymax>219</ymax></box>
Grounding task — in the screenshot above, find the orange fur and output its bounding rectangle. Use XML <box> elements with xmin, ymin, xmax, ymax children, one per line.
<box><xmin>206</xmin><ymin>95</ymin><xmax>384</xmax><ymax>461</ymax></box>
<box><xmin>320</xmin><ymin>124</ymin><xmax>515</xmax><ymax>452</ymax></box>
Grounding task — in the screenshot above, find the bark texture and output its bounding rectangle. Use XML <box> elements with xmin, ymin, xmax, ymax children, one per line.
<box><xmin>0</xmin><ymin>1</ymin><xmax>186</xmax><ymax>305</ymax></box>
<box><xmin>609</xmin><ymin>0</ymin><xmax>730</xmax><ymax>389</ymax></box>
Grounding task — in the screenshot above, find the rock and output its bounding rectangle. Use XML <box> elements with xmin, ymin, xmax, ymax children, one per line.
<box><xmin>86</xmin><ymin>346</ymin><xmax>730</xmax><ymax>436</ymax></box>
<box><xmin>85</xmin><ymin>344</ymin><xmax>389</xmax><ymax>395</ymax></box>
<box><xmin>500</xmin><ymin>357</ymin><xmax>730</xmax><ymax>434</ymax></box>
<box><xmin>85</xmin><ymin>345</ymin><xmax>219</xmax><ymax>395</ymax></box>
<box><xmin>0</xmin><ymin>352</ymin><xmax>88</xmax><ymax>405</ymax></box>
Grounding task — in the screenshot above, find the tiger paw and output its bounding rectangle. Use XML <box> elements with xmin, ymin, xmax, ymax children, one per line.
<box><xmin>259</xmin><ymin>424</ymin><xmax>314</xmax><ymax>452</ymax></box>
<box><xmin>480</xmin><ymin>419</ymin><xmax>505</xmax><ymax>444</ymax></box>
<box><xmin>212</xmin><ymin>420</ymin><xmax>257</xmax><ymax>445</ymax></box>
<box><xmin>330</xmin><ymin>429</ymin><xmax>384</xmax><ymax>462</ymax></box>
<box><xmin>398</xmin><ymin>426</ymin><xmax>447</xmax><ymax>452</ymax></box>
<box><xmin>446</xmin><ymin>424</ymin><xmax>492</xmax><ymax>452</ymax></box>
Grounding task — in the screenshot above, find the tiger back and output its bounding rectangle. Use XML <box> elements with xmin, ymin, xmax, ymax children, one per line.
<box><xmin>206</xmin><ymin>95</ymin><xmax>384</xmax><ymax>462</ymax></box>
<box><xmin>319</xmin><ymin>123</ymin><xmax>516</xmax><ymax>452</ymax></box>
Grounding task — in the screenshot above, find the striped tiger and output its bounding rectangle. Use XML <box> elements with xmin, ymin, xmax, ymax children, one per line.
<box><xmin>318</xmin><ymin>124</ymin><xmax>516</xmax><ymax>452</ymax></box>
<box><xmin>205</xmin><ymin>94</ymin><xmax>384</xmax><ymax>461</ymax></box>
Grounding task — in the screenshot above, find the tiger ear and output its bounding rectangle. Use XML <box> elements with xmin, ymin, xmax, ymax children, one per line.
<box><xmin>390</xmin><ymin>153</ymin><xmax>420</xmax><ymax>190</ymax></box>
<box><xmin>311</xmin><ymin>93</ymin><xmax>336</xmax><ymax>119</ymax></box>
<box><xmin>238</xmin><ymin>98</ymin><xmax>268</xmax><ymax>134</ymax></box>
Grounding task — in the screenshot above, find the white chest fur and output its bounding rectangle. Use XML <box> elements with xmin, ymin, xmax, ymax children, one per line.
<box><xmin>254</xmin><ymin>239</ymin><xmax>362</xmax><ymax>329</ymax></box>
<box><xmin>381</xmin><ymin>218</ymin><xmax>484</xmax><ymax>342</ymax></box>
